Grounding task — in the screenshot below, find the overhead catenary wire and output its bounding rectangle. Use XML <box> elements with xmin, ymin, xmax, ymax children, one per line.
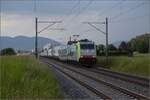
<box><xmin>97</xmin><ymin>0</ymin><xmax>126</xmax><ymax>17</ymax></box>
<box><xmin>87</xmin><ymin>23</ymin><xmax>106</xmax><ymax>35</ymax></box>
<box><xmin>69</xmin><ymin>0</ymin><xmax>93</xmax><ymax>21</ymax></box>
<box><xmin>61</xmin><ymin>0</ymin><xmax>81</xmax><ymax>22</ymax></box>
<box><xmin>33</xmin><ymin>0</ymin><xmax>64</xmax><ymax>32</ymax></box>
<box><xmin>33</xmin><ymin>0</ymin><xmax>147</xmax><ymax>27</ymax></box>
<box><xmin>56</xmin><ymin>0</ymin><xmax>81</xmax><ymax>32</ymax></box>
<box><xmin>63</xmin><ymin>0</ymin><xmax>93</xmax><ymax>36</ymax></box>
<box><xmin>33</xmin><ymin>0</ymin><xmax>38</xmax><ymax>17</ymax></box>
<box><xmin>32</xmin><ymin>0</ymin><xmax>148</xmax><ymax>43</ymax></box>
<box><xmin>33</xmin><ymin>0</ymin><xmax>36</xmax><ymax>13</ymax></box>
<box><xmin>109</xmin><ymin>14</ymin><xmax>149</xmax><ymax>23</ymax></box>
<box><xmin>110</xmin><ymin>2</ymin><xmax>145</xmax><ymax>21</ymax></box>
<box><xmin>60</xmin><ymin>0</ymin><xmax>81</xmax><ymax>34</ymax></box>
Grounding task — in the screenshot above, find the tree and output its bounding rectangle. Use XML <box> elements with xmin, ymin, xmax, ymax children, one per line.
<box><xmin>135</xmin><ymin>34</ymin><xmax>149</xmax><ymax>53</ymax></box>
<box><xmin>108</xmin><ymin>44</ymin><xmax>117</xmax><ymax>51</ymax></box>
<box><xmin>0</xmin><ymin>48</ymin><xmax>16</xmax><ymax>56</ymax></box>
<box><xmin>96</xmin><ymin>44</ymin><xmax>105</xmax><ymax>56</ymax></box>
<box><xmin>127</xmin><ymin>39</ymin><xmax>135</xmax><ymax>52</ymax></box>
<box><xmin>119</xmin><ymin>41</ymin><xmax>128</xmax><ymax>52</ymax></box>
<box><xmin>128</xmin><ymin>33</ymin><xmax>149</xmax><ymax>53</ymax></box>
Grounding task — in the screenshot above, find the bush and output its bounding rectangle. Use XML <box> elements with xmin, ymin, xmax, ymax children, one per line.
<box><xmin>96</xmin><ymin>44</ymin><xmax>105</xmax><ymax>56</ymax></box>
<box><xmin>98</xmin><ymin>51</ymin><xmax>129</xmax><ymax>56</ymax></box>
<box><xmin>0</xmin><ymin>48</ymin><xmax>16</xmax><ymax>56</ymax></box>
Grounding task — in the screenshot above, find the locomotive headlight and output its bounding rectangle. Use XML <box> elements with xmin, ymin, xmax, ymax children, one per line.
<box><xmin>80</xmin><ymin>56</ymin><xmax>83</xmax><ymax>58</ymax></box>
<box><xmin>92</xmin><ymin>56</ymin><xmax>95</xmax><ymax>58</ymax></box>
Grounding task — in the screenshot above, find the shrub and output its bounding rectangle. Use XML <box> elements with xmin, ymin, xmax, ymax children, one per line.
<box><xmin>98</xmin><ymin>51</ymin><xmax>129</xmax><ymax>56</ymax></box>
<box><xmin>0</xmin><ymin>48</ymin><xmax>16</xmax><ymax>56</ymax></box>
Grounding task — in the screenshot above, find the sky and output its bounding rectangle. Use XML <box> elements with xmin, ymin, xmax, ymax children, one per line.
<box><xmin>1</xmin><ymin>0</ymin><xmax>150</xmax><ymax>44</ymax></box>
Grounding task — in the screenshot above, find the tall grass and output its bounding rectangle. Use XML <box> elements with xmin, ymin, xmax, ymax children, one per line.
<box><xmin>97</xmin><ymin>54</ymin><xmax>150</xmax><ymax>77</ymax></box>
<box><xmin>0</xmin><ymin>56</ymin><xmax>63</xmax><ymax>99</ymax></box>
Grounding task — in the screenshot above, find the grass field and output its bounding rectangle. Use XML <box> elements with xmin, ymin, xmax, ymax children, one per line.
<box><xmin>0</xmin><ymin>56</ymin><xmax>63</xmax><ymax>99</ymax></box>
<box><xmin>96</xmin><ymin>54</ymin><xmax>150</xmax><ymax>77</ymax></box>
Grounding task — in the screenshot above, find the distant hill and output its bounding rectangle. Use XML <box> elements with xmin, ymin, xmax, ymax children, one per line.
<box><xmin>0</xmin><ymin>36</ymin><xmax>60</xmax><ymax>51</ymax></box>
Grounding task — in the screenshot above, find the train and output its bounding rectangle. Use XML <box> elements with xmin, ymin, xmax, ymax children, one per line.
<box><xmin>40</xmin><ymin>39</ymin><xmax>97</xmax><ymax>66</ymax></box>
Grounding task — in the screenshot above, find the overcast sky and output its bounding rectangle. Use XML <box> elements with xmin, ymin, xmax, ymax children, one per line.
<box><xmin>1</xmin><ymin>0</ymin><xmax>150</xmax><ymax>44</ymax></box>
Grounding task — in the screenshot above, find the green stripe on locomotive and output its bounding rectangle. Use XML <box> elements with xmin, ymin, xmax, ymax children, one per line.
<box><xmin>76</xmin><ymin>42</ymin><xmax>81</xmax><ymax>62</ymax></box>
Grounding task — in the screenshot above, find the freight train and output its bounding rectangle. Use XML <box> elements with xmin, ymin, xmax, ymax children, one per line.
<box><xmin>40</xmin><ymin>39</ymin><xmax>97</xmax><ymax>66</ymax></box>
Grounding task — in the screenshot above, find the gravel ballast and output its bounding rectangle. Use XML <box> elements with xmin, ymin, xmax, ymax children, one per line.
<box><xmin>46</xmin><ymin>63</ymin><xmax>100</xmax><ymax>99</ymax></box>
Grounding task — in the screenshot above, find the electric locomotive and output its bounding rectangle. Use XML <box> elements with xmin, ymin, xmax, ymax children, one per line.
<box><xmin>40</xmin><ymin>39</ymin><xmax>97</xmax><ymax>66</ymax></box>
<box><xmin>68</xmin><ymin>39</ymin><xmax>96</xmax><ymax>65</ymax></box>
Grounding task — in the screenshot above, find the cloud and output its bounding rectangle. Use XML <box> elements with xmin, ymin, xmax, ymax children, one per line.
<box><xmin>1</xmin><ymin>2</ymin><xmax>149</xmax><ymax>45</ymax></box>
<box><xmin>1</xmin><ymin>13</ymin><xmax>35</xmax><ymax>37</ymax></box>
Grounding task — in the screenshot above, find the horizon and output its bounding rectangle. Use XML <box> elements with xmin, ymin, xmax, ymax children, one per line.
<box><xmin>1</xmin><ymin>32</ymin><xmax>149</xmax><ymax>45</ymax></box>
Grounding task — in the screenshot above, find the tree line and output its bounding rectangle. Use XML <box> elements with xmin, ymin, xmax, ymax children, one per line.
<box><xmin>0</xmin><ymin>33</ymin><xmax>149</xmax><ymax>56</ymax></box>
<box><xmin>96</xmin><ymin>33</ymin><xmax>149</xmax><ymax>56</ymax></box>
<box><xmin>0</xmin><ymin>48</ymin><xmax>16</xmax><ymax>56</ymax></box>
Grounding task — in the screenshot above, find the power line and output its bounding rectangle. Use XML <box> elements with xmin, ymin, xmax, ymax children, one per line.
<box><xmin>33</xmin><ymin>0</ymin><xmax>36</xmax><ymax>13</ymax></box>
<box><xmin>109</xmin><ymin>15</ymin><xmax>149</xmax><ymax>23</ymax></box>
<box><xmin>70</xmin><ymin>0</ymin><xmax>93</xmax><ymax>21</ymax></box>
<box><xmin>81</xmin><ymin>0</ymin><xmax>126</xmax><ymax>24</ymax></box>
<box><xmin>88</xmin><ymin>23</ymin><xmax>106</xmax><ymax>34</ymax></box>
<box><xmin>38</xmin><ymin>23</ymin><xmax>56</xmax><ymax>33</ymax></box>
<box><xmin>59</xmin><ymin>0</ymin><xmax>81</xmax><ymax>33</ymax></box>
<box><xmin>66</xmin><ymin>0</ymin><xmax>81</xmax><ymax>21</ymax></box>
<box><xmin>63</xmin><ymin>0</ymin><xmax>93</xmax><ymax>33</ymax></box>
<box><xmin>61</xmin><ymin>0</ymin><xmax>80</xmax><ymax>22</ymax></box>
<box><xmin>63</xmin><ymin>0</ymin><xmax>93</xmax><ymax>23</ymax></box>
<box><xmin>98</xmin><ymin>0</ymin><xmax>126</xmax><ymax>17</ymax></box>
<box><xmin>58</xmin><ymin>0</ymin><xmax>80</xmax><ymax>31</ymax></box>
<box><xmin>110</xmin><ymin>2</ymin><xmax>145</xmax><ymax>21</ymax></box>
<box><xmin>77</xmin><ymin>29</ymin><xmax>92</xmax><ymax>36</ymax></box>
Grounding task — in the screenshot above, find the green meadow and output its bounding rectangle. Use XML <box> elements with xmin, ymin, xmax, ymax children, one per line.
<box><xmin>97</xmin><ymin>54</ymin><xmax>150</xmax><ymax>77</ymax></box>
<box><xmin>0</xmin><ymin>56</ymin><xmax>63</xmax><ymax>99</ymax></box>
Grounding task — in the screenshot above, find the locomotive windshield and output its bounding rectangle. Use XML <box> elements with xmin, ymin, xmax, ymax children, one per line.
<box><xmin>80</xmin><ymin>44</ymin><xmax>94</xmax><ymax>49</ymax></box>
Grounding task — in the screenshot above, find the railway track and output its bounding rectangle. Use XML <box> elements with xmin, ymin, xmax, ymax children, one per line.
<box><xmin>49</xmin><ymin>60</ymin><xmax>149</xmax><ymax>100</ymax></box>
<box><xmin>41</xmin><ymin>57</ymin><xmax>150</xmax><ymax>100</ymax></box>
<box><xmin>68</xmin><ymin>62</ymin><xmax>149</xmax><ymax>87</ymax></box>
<box><xmin>42</xmin><ymin>60</ymin><xmax>111</xmax><ymax>99</ymax></box>
<box><xmin>92</xmin><ymin>67</ymin><xmax>149</xmax><ymax>87</ymax></box>
<box><xmin>55</xmin><ymin>57</ymin><xmax>149</xmax><ymax>87</ymax></box>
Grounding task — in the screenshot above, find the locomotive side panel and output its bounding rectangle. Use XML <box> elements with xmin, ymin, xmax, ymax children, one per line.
<box><xmin>58</xmin><ymin>45</ymin><xmax>68</xmax><ymax>61</ymax></box>
<box><xmin>68</xmin><ymin>44</ymin><xmax>77</xmax><ymax>61</ymax></box>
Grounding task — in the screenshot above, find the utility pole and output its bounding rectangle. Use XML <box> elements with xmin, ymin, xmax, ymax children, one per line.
<box><xmin>35</xmin><ymin>17</ymin><xmax>38</xmax><ymax>59</ymax></box>
<box><xmin>106</xmin><ymin>17</ymin><xmax>108</xmax><ymax>59</ymax></box>
<box><xmin>34</xmin><ymin>17</ymin><xmax>63</xmax><ymax>59</ymax></box>
<box><xmin>82</xmin><ymin>17</ymin><xmax>109</xmax><ymax>63</ymax></box>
